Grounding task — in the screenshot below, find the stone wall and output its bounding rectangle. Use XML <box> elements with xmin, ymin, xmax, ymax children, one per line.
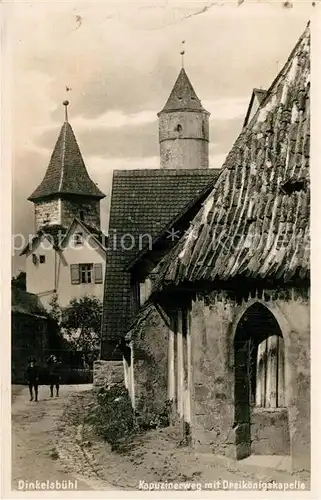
<box><xmin>159</xmin><ymin>111</ymin><xmax>209</xmax><ymax>169</ymax></box>
<box><xmin>35</xmin><ymin>199</ymin><xmax>60</xmax><ymax>230</ymax></box>
<box><xmin>190</xmin><ymin>288</ymin><xmax>310</xmax><ymax>471</ymax></box>
<box><xmin>61</xmin><ymin>197</ymin><xmax>100</xmax><ymax>229</ymax></box>
<box><xmin>190</xmin><ymin>295</ymin><xmax>235</xmax><ymax>454</ymax></box>
<box><xmin>133</xmin><ymin>306</ymin><xmax>169</xmax><ymax>427</ymax></box>
<box><xmin>93</xmin><ymin>360</ymin><xmax>124</xmax><ymax>391</ymax></box>
<box><xmin>251</xmin><ymin>408</ymin><xmax>290</xmax><ymax>455</ymax></box>
<box><xmin>34</xmin><ymin>196</ymin><xmax>101</xmax><ymax>231</ymax></box>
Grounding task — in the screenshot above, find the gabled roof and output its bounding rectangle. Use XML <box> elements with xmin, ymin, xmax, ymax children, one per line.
<box><xmin>59</xmin><ymin>218</ymin><xmax>107</xmax><ymax>252</ymax></box>
<box><xmin>28</xmin><ymin>121</ymin><xmax>105</xmax><ymax>201</ymax></box>
<box><xmin>20</xmin><ymin>219</ymin><xmax>107</xmax><ymax>256</ymax></box>
<box><xmin>20</xmin><ymin>224</ymin><xmax>67</xmax><ymax>256</ymax></box>
<box><xmin>100</xmin><ymin>168</ymin><xmax>219</xmax><ymax>354</ymax></box>
<box><xmin>159</xmin><ymin>68</ymin><xmax>209</xmax><ymax>114</ymax></box>
<box><xmin>12</xmin><ymin>287</ymin><xmax>48</xmax><ymax>318</ymax></box>
<box><xmin>243</xmin><ymin>88</ymin><xmax>269</xmax><ymax>128</ymax></box>
<box><xmin>152</xmin><ymin>24</ymin><xmax>310</xmax><ymax>291</ymax></box>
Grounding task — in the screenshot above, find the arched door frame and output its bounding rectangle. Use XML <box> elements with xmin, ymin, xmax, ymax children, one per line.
<box><xmin>231</xmin><ymin>298</ymin><xmax>293</xmax><ymax>410</ymax></box>
<box><xmin>231</xmin><ymin>299</ymin><xmax>294</xmax><ymax>460</ymax></box>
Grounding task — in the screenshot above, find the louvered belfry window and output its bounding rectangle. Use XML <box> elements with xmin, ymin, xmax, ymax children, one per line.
<box><xmin>70</xmin><ymin>263</ymin><xmax>103</xmax><ymax>285</ymax></box>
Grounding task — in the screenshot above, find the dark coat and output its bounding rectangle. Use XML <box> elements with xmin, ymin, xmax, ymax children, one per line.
<box><xmin>47</xmin><ymin>361</ymin><xmax>61</xmax><ymax>384</ymax></box>
<box><xmin>25</xmin><ymin>365</ymin><xmax>40</xmax><ymax>384</ymax></box>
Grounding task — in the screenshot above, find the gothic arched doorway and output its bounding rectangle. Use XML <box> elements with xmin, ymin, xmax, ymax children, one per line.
<box><xmin>233</xmin><ymin>302</ymin><xmax>290</xmax><ymax>459</ymax></box>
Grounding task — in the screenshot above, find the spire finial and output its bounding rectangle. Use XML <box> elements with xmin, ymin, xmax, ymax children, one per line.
<box><xmin>180</xmin><ymin>40</ymin><xmax>186</xmax><ymax>68</ymax></box>
<box><xmin>63</xmin><ymin>100</ymin><xmax>69</xmax><ymax>122</ymax></box>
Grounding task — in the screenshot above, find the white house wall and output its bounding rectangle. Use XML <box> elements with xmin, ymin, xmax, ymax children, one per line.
<box><xmin>56</xmin><ymin>223</ymin><xmax>105</xmax><ymax>307</ymax></box>
<box><xmin>25</xmin><ymin>237</ymin><xmax>56</xmax><ymax>308</ymax></box>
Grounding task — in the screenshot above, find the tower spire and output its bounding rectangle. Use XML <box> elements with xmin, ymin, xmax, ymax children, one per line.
<box><xmin>63</xmin><ymin>100</ymin><xmax>69</xmax><ymax>123</ymax></box>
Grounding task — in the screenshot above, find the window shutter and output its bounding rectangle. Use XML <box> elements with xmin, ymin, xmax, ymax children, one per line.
<box><xmin>94</xmin><ymin>263</ymin><xmax>103</xmax><ymax>284</ymax></box>
<box><xmin>70</xmin><ymin>264</ymin><xmax>80</xmax><ymax>284</ymax></box>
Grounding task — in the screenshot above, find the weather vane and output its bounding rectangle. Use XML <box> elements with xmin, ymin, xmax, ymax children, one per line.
<box><xmin>180</xmin><ymin>40</ymin><xmax>186</xmax><ymax>68</ymax></box>
<box><xmin>63</xmin><ymin>84</ymin><xmax>72</xmax><ymax>122</ymax></box>
<box><xmin>63</xmin><ymin>100</ymin><xmax>69</xmax><ymax>122</ymax></box>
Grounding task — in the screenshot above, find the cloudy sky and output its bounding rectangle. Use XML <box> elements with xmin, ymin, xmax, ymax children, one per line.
<box><xmin>10</xmin><ymin>1</ymin><xmax>311</xmax><ymax>275</ymax></box>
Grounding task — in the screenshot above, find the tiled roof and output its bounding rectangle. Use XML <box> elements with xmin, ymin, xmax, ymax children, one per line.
<box><xmin>11</xmin><ymin>287</ymin><xmax>48</xmax><ymax>318</ymax></box>
<box><xmin>20</xmin><ymin>224</ymin><xmax>67</xmax><ymax>255</ymax></box>
<box><xmin>28</xmin><ymin>122</ymin><xmax>105</xmax><ymax>201</ymax></box>
<box><xmin>159</xmin><ymin>68</ymin><xmax>209</xmax><ymax>114</ymax></box>
<box><xmin>153</xmin><ymin>25</ymin><xmax>310</xmax><ymax>290</ymax></box>
<box><xmin>81</xmin><ymin>221</ymin><xmax>108</xmax><ymax>248</ymax></box>
<box><xmin>20</xmin><ymin>220</ymin><xmax>107</xmax><ymax>255</ymax></box>
<box><xmin>101</xmin><ymin>168</ymin><xmax>219</xmax><ymax>353</ymax></box>
<box><xmin>59</xmin><ymin>219</ymin><xmax>108</xmax><ymax>251</ymax></box>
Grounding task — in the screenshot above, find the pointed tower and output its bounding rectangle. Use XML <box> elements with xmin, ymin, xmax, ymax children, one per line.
<box><xmin>158</xmin><ymin>68</ymin><xmax>210</xmax><ymax>169</ymax></box>
<box><xmin>28</xmin><ymin>101</ymin><xmax>105</xmax><ymax>232</ymax></box>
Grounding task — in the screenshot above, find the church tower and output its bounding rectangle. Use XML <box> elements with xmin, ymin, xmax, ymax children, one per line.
<box><xmin>28</xmin><ymin>101</ymin><xmax>105</xmax><ymax>232</ymax></box>
<box><xmin>158</xmin><ymin>68</ymin><xmax>210</xmax><ymax>169</ymax></box>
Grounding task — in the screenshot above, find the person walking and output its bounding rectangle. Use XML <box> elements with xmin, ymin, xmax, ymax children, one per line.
<box><xmin>47</xmin><ymin>354</ymin><xmax>61</xmax><ymax>398</ymax></box>
<box><xmin>25</xmin><ymin>358</ymin><xmax>40</xmax><ymax>402</ymax></box>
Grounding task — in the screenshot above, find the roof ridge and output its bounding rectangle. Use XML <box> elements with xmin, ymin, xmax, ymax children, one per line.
<box><xmin>113</xmin><ymin>168</ymin><xmax>218</xmax><ymax>176</ymax></box>
<box><xmin>248</xmin><ymin>23</ymin><xmax>310</xmax><ymax>118</ymax></box>
<box><xmin>58</xmin><ymin>122</ymin><xmax>67</xmax><ymax>191</ymax></box>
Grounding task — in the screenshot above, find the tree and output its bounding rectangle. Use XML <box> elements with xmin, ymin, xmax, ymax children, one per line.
<box><xmin>11</xmin><ymin>271</ymin><xmax>26</xmax><ymax>290</ymax></box>
<box><xmin>48</xmin><ymin>293</ymin><xmax>62</xmax><ymax>323</ymax></box>
<box><xmin>61</xmin><ymin>296</ymin><xmax>102</xmax><ymax>366</ymax></box>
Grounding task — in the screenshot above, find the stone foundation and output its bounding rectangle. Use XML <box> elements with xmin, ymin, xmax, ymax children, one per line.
<box><xmin>93</xmin><ymin>360</ymin><xmax>124</xmax><ymax>390</ymax></box>
<box><xmin>251</xmin><ymin>408</ymin><xmax>290</xmax><ymax>455</ymax></box>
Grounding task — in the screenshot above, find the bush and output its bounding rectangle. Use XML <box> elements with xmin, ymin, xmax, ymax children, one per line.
<box><xmin>135</xmin><ymin>399</ymin><xmax>172</xmax><ymax>430</ymax></box>
<box><xmin>86</xmin><ymin>386</ymin><xmax>136</xmax><ymax>448</ymax></box>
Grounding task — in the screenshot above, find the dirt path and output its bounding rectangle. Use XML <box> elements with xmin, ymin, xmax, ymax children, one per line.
<box><xmin>11</xmin><ymin>385</ymin><xmax>116</xmax><ymax>492</ymax></box>
<box><xmin>59</xmin><ymin>391</ymin><xmax>310</xmax><ymax>492</ymax></box>
<box><xmin>12</xmin><ymin>386</ymin><xmax>310</xmax><ymax>493</ymax></box>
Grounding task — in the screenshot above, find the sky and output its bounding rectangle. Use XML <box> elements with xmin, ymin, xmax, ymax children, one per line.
<box><xmin>10</xmin><ymin>0</ymin><xmax>312</xmax><ymax>275</ymax></box>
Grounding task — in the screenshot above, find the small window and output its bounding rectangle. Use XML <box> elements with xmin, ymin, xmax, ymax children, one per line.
<box><xmin>79</xmin><ymin>263</ymin><xmax>93</xmax><ymax>284</ymax></box>
<box><xmin>79</xmin><ymin>210</ymin><xmax>85</xmax><ymax>222</ymax></box>
<box><xmin>73</xmin><ymin>233</ymin><xmax>83</xmax><ymax>246</ymax></box>
<box><xmin>32</xmin><ymin>254</ymin><xmax>37</xmax><ymax>265</ymax></box>
<box><xmin>175</xmin><ymin>124</ymin><xmax>182</xmax><ymax>132</ymax></box>
<box><xmin>43</xmin><ymin>213</ymin><xmax>50</xmax><ymax>225</ymax></box>
<box><xmin>39</xmin><ymin>255</ymin><xmax>46</xmax><ymax>264</ymax></box>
